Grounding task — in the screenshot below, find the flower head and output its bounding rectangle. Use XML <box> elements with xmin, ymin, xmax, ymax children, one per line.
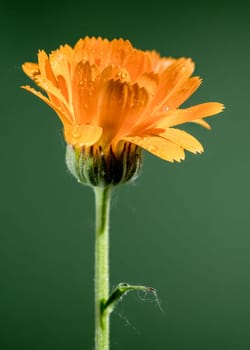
<box><xmin>22</xmin><ymin>37</ymin><xmax>223</xmax><ymax>186</ymax></box>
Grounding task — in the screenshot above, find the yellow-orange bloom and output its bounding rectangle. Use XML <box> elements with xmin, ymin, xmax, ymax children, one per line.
<box><xmin>22</xmin><ymin>37</ymin><xmax>223</xmax><ymax>165</ymax></box>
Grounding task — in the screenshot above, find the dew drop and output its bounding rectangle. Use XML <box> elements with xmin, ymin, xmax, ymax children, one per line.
<box><xmin>72</xmin><ymin>133</ymin><xmax>80</xmax><ymax>139</ymax></box>
<box><xmin>162</xmin><ymin>106</ymin><xmax>169</xmax><ymax>112</ymax></box>
<box><xmin>148</xmin><ymin>145</ymin><xmax>158</xmax><ymax>152</ymax></box>
<box><xmin>116</xmin><ymin>71</ymin><xmax>128</xmax><ymax>80</ymax></box>
<box><xmin>72</xmin><ymin>126</ymin><xmax>81</xmax><ymax>139</ymax></box>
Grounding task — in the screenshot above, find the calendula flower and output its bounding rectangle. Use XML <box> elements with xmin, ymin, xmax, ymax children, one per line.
<box><xmin>22</xmin><ymin>37</ymin><xmax>223</xmax><ymax>186</ymax></box>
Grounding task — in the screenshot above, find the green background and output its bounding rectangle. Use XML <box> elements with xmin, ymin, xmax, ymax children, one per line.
<box><xmin>1</xmin><ymin>0</ymin><xmax>250</xmax><ymax>349</ymax></box>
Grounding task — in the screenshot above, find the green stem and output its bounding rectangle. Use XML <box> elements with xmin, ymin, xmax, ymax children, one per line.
<box><xmin>94</xmin><ymin>186</ymin><xmax>112</xmax><ymax>350</ymax></box>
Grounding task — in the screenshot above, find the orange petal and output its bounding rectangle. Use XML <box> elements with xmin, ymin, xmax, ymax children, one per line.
<box><xmin>137</xmin><ymin>72</ymin><xmax>159</xmax><ymax>96</ymax></box>
<box><xmin>98</xmin><ymin>65</ymin><xmax>131</xmax><ymax>85</ymax></box>
<box><xmin>21</xmin><ymin>85</ymin><xmax>72</xmax><ymax>125</ymax></box>
<box><xmin>37</xmin><ymin>50</ymin><xmax>50</xmax><ymax>80</ymax></box>
<box><xmin>157</xmin><ymin>102</ymin><xmax>224</xmax><ymax>128</ymax></box>
<box><xmin>124</xmin><ymin>49</ymin><xmax>152</xmax><ymax>80</ymax></box>
<box><xmin>99</xmin><ymin>81</ymin><xmax>149</xmax><ymax>144</ymax></box>
<box><xmin>49</xmin><ymin>45</ymin><xmax>74</xmax><ymax>102</ymax></box>
<box><xmin>73</xmin><ymin>37</ymin><xmax>133</xmax><ymax>70</ymax></box>
<box><xmin>124</xmin><ymin>135</ymin><xmax>185</xmax><ymax>162</ymax></box>
<box><xmin>37</xmin><ymin>51</ymin><xmax>59</xmax><ymax>92</ymax></box>
<box><xmin>151</xmin><ymin>58</ymin><xmax>195</xmax><ymax>109</ymax></box>
<box><xmin>22</xmin><ymin>62</ymin><xmax>40</xmax><ymax>80</ymax></box>
<box><xmin>109</xmin><ymin>38</ymin><xmax>133</xmax><ymax>67</ymax></box>
<box><xmin>57</xmin><ymin>75</ymin><xmax>70</xmax><ymax>102</ymax></box>
<box><xmin>74</xmin><ymin>37</ymin><xmax>109</xmax><ymax>67</ymax></box>
<box><xmin>163</xmin><ymin>76</ymin><xmax>202</xmax><ymax>109</ymax></box>
<box><xmin>191</xmin><ymin>118</ymin><xmax>211</xmax><ymax>130</ymax></box>
<box><xmin>73</xmin><ymin>37</ymin><xmax>91</xmax><ymax>63</ymax></box>
<box><xmin>96</xmin><ymin>79</ymin><xmax>133</xmax><ymax>143</ymax></box>
<box><xmin>28</xmin><ymin>71</ymin><xmax>70</xmax><ymax>113</ymax></box>
<box><xmin>49</xmin><ymin>45</ymin><xmax>74</xmax><ymax>76</ymax></box>
<box><xmin>146</xmin><ymin>51</ymin><xmax>175</xmax><ymax>73</ymax></box>
<box><xmin>160</xmin><ymin>128</ymin><xmax>203</xmax><ymax>154</ymax></box>
<box><xmin>71</xmin><ymin>61</ymin><xmax>99</xmax><ymax>124</ymax></box>
<box><xmin>64</xmin><ymin>124</ymin><xmax>103</xmax><ymax>147</ymax></box>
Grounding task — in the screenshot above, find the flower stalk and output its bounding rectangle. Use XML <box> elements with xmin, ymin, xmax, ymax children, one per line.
<box><xmin>94</xmin><ymin>186</ymin><xmax>112</xmax><ymax>350</ymax></box>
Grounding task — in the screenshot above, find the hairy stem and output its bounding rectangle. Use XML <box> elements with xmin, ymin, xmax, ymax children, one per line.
<box><xmin>94</xmin><ymin>186</ymin><xmax>112</xmax><ymax>350</ymax></box>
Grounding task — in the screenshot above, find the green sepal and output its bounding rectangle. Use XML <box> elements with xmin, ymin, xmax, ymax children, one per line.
<box><xmin>65</xmin><ymin>143</ymin><xmax>142</xmax><ymax>188</ymax></box>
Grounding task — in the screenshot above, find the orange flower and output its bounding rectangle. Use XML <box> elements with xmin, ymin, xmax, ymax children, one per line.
<box><xmin>22</xmin><ymin>37</ymin><xmax>223</xmax><ymax>170</ymax></box>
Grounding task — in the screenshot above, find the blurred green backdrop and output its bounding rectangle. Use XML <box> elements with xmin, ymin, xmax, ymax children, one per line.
<box><xmin>1</xmin><ymin>0</ymin><xmax>250</xmax><ymax>349</ymax></box>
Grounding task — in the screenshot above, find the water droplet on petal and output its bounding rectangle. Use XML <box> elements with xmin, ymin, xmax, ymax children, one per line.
<box><xmin>148</xmin><ymin>145</ymin><xmax>158</xmax><ymax>152</ymax></box>
<box><xmin>116</xmin><ymin>70</ymin><xmax>128</xmax><ymax>81</ymax></box>
<box><xmin>162</xmin><ymin>106</ymin><xmax>169</xmax><ymax>112</ymax></box>
<box><xmin>72</xmin><ymin>126</ymin><xmax>81</xmax><ymax>139</ymax></box>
